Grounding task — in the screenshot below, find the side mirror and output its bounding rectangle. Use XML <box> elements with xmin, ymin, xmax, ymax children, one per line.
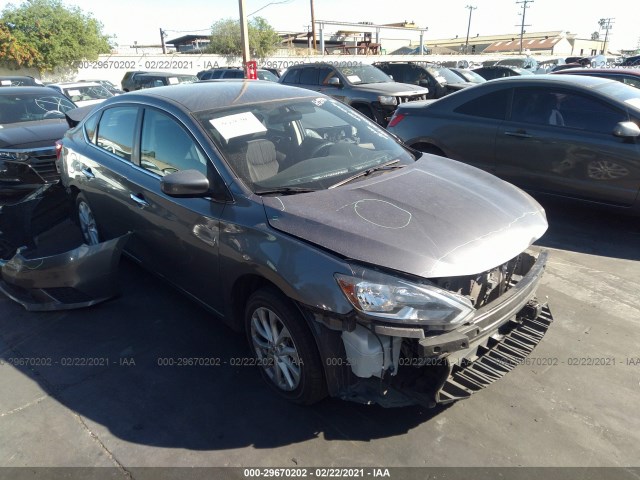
<box><xmin>613</xmin><ymin>121</ymin><xmax>640</xmax><ymax>138</ymax></box>
<box><xmin>327</xmin><ymin>77</ymin><xmax>341</xmax><ymax>87</ymax></box>
<box><xmin>161</xmin><ymin>169</ymin><xmax>210</xmax><ymax>197</ymax></box>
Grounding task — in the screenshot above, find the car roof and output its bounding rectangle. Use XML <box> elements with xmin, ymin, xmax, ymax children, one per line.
<box><xmin>109</xmin><ymin>80</ymin><xmax>320</xmax><ymax>112</ymax></box>
<box><xmin>489</xmin><ymin>74</ymin><xmax>620</xmax><ymax>88</ymax></box>
<box><xmin>0</xmin><ymin>86</ymin><xmax>60</xmax><ymax>95</ymax></box>
<box><xmin>552</xmin><ymin>68</ymin><xmax>640</xmax><ymax>76</ymax></box>
<box><xmin>137</xmin><ymin>72</ymin><xmax>195</xmax><ymax>78</ymax></box>
<box><xmin>51</xmin><ymin>82</ymin><xmax>101</xmax><ymax>87</ymax></box>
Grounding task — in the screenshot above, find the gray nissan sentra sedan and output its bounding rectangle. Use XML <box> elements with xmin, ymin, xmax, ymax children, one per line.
<box><xmin>58</xmin><ymin>80</ymin><xmax>553</xmax><ymax>407</ymax></box>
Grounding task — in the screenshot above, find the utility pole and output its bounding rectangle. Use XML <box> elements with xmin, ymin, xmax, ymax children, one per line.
<box><xmin>515</xmin><ymin>0</ymin><xmax>533</xmax><ymax>54</ymax></box>
<box><xmin>464</xmin><ymin>5</ymin><xmax>477</xmax><ymax>55</ymax></box>
<box><xmin>598</xmin><ymin>18</ymin><xmax>614</xmax><ymax>54</ymax></box>
<box><xmin>310</xmin><ymin>0</ymin><xmax>316</xmax><ymax>52</ymax></box>
<box><xmin>238</xmin><ymin>0</ymin><xmax>250</xmax><ymax>69</ymax></box>
<box><xmin>159</xmin><ymin>28</ymin><xmax>166</xmax><ymax>54</ymax></box>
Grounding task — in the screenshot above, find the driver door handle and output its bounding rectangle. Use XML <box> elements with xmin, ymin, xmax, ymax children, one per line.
<box><xmin>504</xmin><ymin>130</ymin><xmax>533</xmax><ymax>139</ymax></box>
<box><xmin>129</xmin><ymin>193</ymin><xmax>149</xmax><ymax>208</ymax></box>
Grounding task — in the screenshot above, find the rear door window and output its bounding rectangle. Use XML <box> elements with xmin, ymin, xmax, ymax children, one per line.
<box><xmin>455</xmin><ymin>89</ymin><xmax>509</xmax><ymax>120</ymax></box>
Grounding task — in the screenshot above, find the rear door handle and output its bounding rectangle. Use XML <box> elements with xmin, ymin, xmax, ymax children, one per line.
<box><xmin>504</xmin><ymin>131</ymin><xmax>532</xmax><ymax>139</ymax></box>
<box><xmin>129</xmin><ymin>193</ymin><xmax>150</xmax><ymax>208</ymax></box>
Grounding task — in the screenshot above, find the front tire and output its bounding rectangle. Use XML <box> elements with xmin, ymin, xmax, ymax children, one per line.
<box><xmin>75</xmin><ymin>193</ymin><xmax>100</xmax><ymax>245</ymax></box>
<box><xmin>245</xmin><ymin>288</ymin><xmax>327</xmax><ymax>405</ymax></box>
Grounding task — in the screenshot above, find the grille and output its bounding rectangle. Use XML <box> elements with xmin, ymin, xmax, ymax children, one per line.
<box><xmin>27</xmin><ymin>147</ymin><xmax>59</xmax><ymax>182</ymax></box>
<box><xmin>397</xmin><ymin>94</ymin><xmax>428</xmax><ymax>104</ymax></box>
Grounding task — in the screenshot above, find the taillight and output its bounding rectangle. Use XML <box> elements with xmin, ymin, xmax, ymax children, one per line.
<box><xmin>387</xmin><ymin>113</ymin><xmax>406</xmax><ymax>128</ymax></box>
<box><xmin>55</xmin><ymin>140</ymin><xmax>63</xmax><ymax>160</ymax></box>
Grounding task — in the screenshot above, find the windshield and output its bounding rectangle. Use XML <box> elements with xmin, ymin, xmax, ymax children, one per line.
<box><xmin>196</xmin><ymin>97</ymin><xmax>415</xmax><ymax>192</ymax></box>
<box><xmin>434</xmin><ymin>67</ymin><xmax>467</xmax><ymax>84</ymax></box>
<box><xmin>453</xmin><ymin>69</ymin><xmax>486</xmax><ymax>83</ymax></box>
<box><xmin>336</xmin><ymin>65</ymin><xmax>392</xmax><ymax>85</ymax></box>
<box><xmin>0</xmin><ymin>92</ymin><xmax>76</xmax><ymax>124</ymax></box>
<box><xmin>62</xmin><ymin>84</ymin><xmax>113</xmax><ymax>102</ymax></box>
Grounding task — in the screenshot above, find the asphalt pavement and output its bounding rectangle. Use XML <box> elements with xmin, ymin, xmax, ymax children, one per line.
<box><xmin>0</xmin><ymin>194</ymin><xmax>639</xmax><ymax>477</ymax></box>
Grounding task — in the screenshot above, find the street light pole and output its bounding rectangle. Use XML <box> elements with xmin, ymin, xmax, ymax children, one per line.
<box><xmin>464</xmin><ymin>5</ymin><xmax>477</xmax><ymax>55</ymax></box>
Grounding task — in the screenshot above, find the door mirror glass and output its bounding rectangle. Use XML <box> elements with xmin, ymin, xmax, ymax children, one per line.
<box><xmin>327</xmin><ymin>77</ymin><xmax>341</xmax><ymax>86</ymax></box>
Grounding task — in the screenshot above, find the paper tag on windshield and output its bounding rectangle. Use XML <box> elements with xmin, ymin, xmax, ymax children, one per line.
<box><xmin>67</xmin><ymin>89</ymin><xmax>81</xmax><ymax>96</ymax></box>
<box><xmin>168</xmin><ymin>77</ymin><xmax>179</xmax><ymax>85</ymax></box>
<box><xmin>210</xmin><ymin>112</ymin><xmax>267</xmax><ymax>141</ymax></box>
<box><xmin>1</xmin><ymin>80</ymin><xmax>11</xmax><ymax>86</ymax></box>
<box><xmin>347</xmin><ymin>75</ymin><xmax>361</xmax><ymax>83</ymax></box>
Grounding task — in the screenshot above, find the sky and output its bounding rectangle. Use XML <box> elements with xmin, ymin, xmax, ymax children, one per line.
<box><xmin>62</xmin><ymin>0</ymin><xmax>638</xmax><ymax>52</ymax></box>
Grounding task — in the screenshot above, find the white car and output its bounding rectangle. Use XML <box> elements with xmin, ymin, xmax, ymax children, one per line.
<box><xmin>48</xmin><ymin>82</ymin><xmax>114</xmax><ymax>107</ymax></box>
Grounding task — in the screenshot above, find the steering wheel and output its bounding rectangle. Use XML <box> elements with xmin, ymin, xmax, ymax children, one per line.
<box><xmin>43</xmin><ymin>110</ymin><xmax>63</xmax><ymax>119</ymax></box>
<box><xmin>308</xmin><ymin>141</ymin><xmax>333</xmax><ymax>158</ymax></box>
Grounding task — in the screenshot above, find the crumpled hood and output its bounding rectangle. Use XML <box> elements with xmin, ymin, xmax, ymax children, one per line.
<box><xmin>352</xmin><ymin>82</ymin><xmax>428</xmax><ymax>96</ymax></box>
<box><xmin>0</xmin><ymin>120</ymin><xmax>69</xmax><ymax>149</ymax></box>
<box><xmin>262</xmin><ymin>156</ymin><xmax>548</xmax><ymax>278</ymax></box>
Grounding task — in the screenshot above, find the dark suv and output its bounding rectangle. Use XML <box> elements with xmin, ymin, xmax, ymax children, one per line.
<box><xmin>374</xmin><ymin>62</ymin><xmax>471</xmax><ymax>99</ymax></box>
<box><xmin>198</xmin><ymin>68</ymin><xmax>278</xmax><ymax>82</ymax></box>
<box><xmin>121</xmin><ymin>71</ymin><xmax>197</xmax><ymax>91</ymax></box>
<box><xmin>279</xmin><ymin>63</ymin><xmax>428</xmax><ymax>125</ymax></box>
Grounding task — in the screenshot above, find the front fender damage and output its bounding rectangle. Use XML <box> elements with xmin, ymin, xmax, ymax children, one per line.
<box><xmin>0</xmin><ymin>233</ymin><xmax>130</xmax><ymax>311</ymax></box>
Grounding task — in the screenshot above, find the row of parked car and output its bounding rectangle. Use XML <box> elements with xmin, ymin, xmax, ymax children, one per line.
<box><xmin>1</xmin><ymin>57</ymin><xmax>638</xmax><ymax>409</ymax></box>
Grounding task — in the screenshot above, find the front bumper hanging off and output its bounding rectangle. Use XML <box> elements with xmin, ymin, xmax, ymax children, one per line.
<box><xmin>0</xmin><ymin>234</ymin><xmax>130</xmax><ymax>311</ymax></box>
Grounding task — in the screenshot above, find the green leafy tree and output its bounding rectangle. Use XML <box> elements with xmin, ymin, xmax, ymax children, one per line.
<box><xmin>0</xmin><ymin>0</ymin><xmax>112</xmax><ymax>73</ymax></box>
<box><xmin>208</xmin><ymin>16</ymin><xmax>281</xmax><ymax>58</ymax></box>
<box><xmin>0</xmin><ymin>22</ymin><xmax>41</xmax><ymax>68</ymax></box>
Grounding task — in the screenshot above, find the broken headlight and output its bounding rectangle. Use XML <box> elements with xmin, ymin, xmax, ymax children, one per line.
<box><xmin>0</xmin><ymin>151</ymin><xmax>29</xmax><ymax>162</ymax></box>
<box><xmin>335</xmin><ymin>270</ymin><xmax>474</xmax><ymax>329</ymax></box>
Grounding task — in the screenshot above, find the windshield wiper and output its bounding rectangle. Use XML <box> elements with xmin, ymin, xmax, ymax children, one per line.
<box><xmin>254</xmin><ymin>187</ymin><xmax>318</xmax><ymax>196</ymax></box>
<box><xmin>329</xmin><ymin>160</ymin><xmax>404</xmax><ymax>189</ymax></box>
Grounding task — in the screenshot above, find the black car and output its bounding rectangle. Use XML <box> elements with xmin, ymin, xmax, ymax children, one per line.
<box><xmin>374</xmin><ymin>62</ymin><xmax>471</xmax><ymax>99</ymax></box>
<box><xmin>279</xmin><ymin>63</ymin><xmax>428</xmax><ymax>125</ymax></box>
<box><xmin>120</xmin><ymin>70</ymin><xmax>148</xmax><ymax>92</ymax></box>
<box><xmin>472</xmin><ymin>66</ymin><xmax>535</xmax><ymax>80</ymax></box>
<box><xmin>0</xmin><ymin>87</ymin><xmax>76</xmax><ymax>197</ymax></box>
<box><xmin>57</xmin><ymin>81</ymin><xmax>552</xmax><ymax>407</ymax></box>
<box><xmin>622</xmin><ymin>55</ymin><xmax>640</xmax><ymax>67</ymax></box>
<box><xmin>123</xmin><ymin>72</ymin><xmax>198</xmax><ymax>91</ymax></box>
<box><xmin>551</xmin><ymin>68</ymin><xmax>640</xmax><ymax>89</ymax></box>
<box><xmin>0</xmin><ymin>76</ymin><xmax>44</xmax><ymax>87</ymax></box>
<box><xmin>387</xmin><ymin>75</ymin><xmax>640</xmax><ymax>214</ymax></box>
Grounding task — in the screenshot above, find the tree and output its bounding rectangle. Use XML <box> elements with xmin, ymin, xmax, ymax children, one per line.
<box><xmin>0</xmin><ymin>0</ymin><xmax>112</xmax><ymax>73</ymax></box>
<box><xmin>0</xmin><ymin>22</ymin><xmax>41</xmax><ymax>68</ymax></box>
<box><xmin>208</xmin><ymin>16</ymin><xmax>281</xmax><ymax>58</ymax></box>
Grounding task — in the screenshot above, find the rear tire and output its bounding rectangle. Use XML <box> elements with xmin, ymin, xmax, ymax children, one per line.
<box><xmin>75</xmin><ymin>193</ymin><xmax>100</xmax><ymax>245</ymax></box>
<box><xmin>245</xmin><ymin>287</ymin><xmax>327</xmax><ymax>405</ymax></box>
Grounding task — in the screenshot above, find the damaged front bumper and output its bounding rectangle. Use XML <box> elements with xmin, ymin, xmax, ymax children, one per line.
<box><xmin>0</xmin><ymin>234</ymin><xmax>130</xmax><ymax>311</ymax></box>
<box><xmin>331</xmin><ymin>249</ymin><xmax>554</xmax><ymax>408</ymax></box>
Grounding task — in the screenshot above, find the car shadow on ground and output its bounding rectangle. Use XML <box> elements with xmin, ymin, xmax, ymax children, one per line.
<box><xmin>533</xmin><ymin>197</ymin><xmax>640</xmax><ymax>261</ymax></box>
<box><xmin>0</xmin><ymin>255</ymin><xmax>443</xmax><ymax>451</ymax></box>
